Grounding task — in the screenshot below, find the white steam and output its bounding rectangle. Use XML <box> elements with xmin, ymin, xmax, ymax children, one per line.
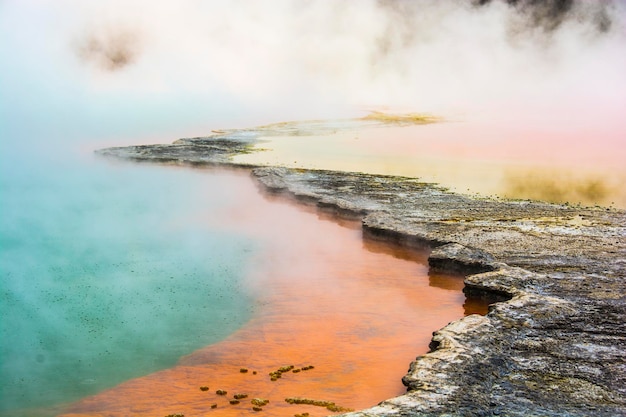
<box><xmin>1</xmin><ymin>0</ymin><xmax>625</xmax><ymax>135</ymax></box>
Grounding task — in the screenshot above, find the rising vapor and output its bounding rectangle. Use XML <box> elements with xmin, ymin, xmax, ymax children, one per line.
<box><xmin>2</xmin><ymin>0</ymin><xmax>624</xmax><ymax>138</ymax></box>
<box><xmin>474</xmin><ymin>0</ymin><xmax>614</xmax><ymax>34</ymax></box>
<box><xmin>75</xmin><ymin>27</ymin><xmax>141</xmax><ymax>72</ymax></box>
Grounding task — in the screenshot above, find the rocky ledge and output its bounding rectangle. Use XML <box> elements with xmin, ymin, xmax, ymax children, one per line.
<box><xmin>97</xmin><ymin>123</ymin><xmax>626</xmax><ymax>416</ymax></box>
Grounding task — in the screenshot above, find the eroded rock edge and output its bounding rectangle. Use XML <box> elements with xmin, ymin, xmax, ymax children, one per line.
<box><xmin>96</xmin><ymin>136</ymin><xmax>626</xmax><ymax>417</ymax></box>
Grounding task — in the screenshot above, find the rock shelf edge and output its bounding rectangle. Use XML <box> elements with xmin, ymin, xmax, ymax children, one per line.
<box><xmin>96</xmin><ymin>131</ymin><xmax>626</xmax><ymax>417</ymax></box>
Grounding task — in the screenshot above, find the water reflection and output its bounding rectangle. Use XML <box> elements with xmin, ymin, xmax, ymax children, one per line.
<box><xmin>363</xmin><ymin>239</ymin><xmax>492</xmax><ymax>316</ymax></box>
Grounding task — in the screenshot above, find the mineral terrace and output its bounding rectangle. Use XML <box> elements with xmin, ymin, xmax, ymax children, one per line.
<box><xmin>97</xmin><ymin>119</ymin><xmax>626</xmax><ymax>417</ymax></box>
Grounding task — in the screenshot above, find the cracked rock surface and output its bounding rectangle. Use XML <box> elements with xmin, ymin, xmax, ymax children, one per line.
<box><xmin>97</xmin><ymin>126</ymin><xmax>625</xmax><ymax>417</ymax></box>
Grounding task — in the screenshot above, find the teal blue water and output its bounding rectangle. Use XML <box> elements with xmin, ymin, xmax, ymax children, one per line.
<box><xmin>0</xmin><ymin>150</ymin><xmax>257</xmax><ymax>415</ymax></box>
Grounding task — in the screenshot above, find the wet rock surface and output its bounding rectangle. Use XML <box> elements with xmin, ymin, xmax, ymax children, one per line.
<box><xmin>97</xmin><ymin>126</ymin><xmax>626</xmax><ymax>417</ymax></box>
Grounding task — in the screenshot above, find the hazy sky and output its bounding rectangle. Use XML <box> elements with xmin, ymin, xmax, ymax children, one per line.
<box><xmin>1</xmin><ymin>0</ymin><xmax>625</xmax><ymax>149</ymax></box>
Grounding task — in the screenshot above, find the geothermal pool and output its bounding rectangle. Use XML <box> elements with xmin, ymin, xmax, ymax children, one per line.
<box><xmin>3</xmin><ymin>113</ymin><xmax>621</xmax><ymax>417</ymax></box>
<box><xmin>233</xmin><ymin>118</ymin><xmax>626</xmax><ymax>209</ymax></box>
<box><xmin>0</xmin><ymin>154</ymin><xmax>485</xmax><ymax>417</ymax></box>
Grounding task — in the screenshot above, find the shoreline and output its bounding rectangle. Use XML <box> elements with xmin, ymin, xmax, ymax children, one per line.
<box><xmin>97</xmin><ymin>119</ymin><xmax>626</xmax><ymax>416</ymax></box>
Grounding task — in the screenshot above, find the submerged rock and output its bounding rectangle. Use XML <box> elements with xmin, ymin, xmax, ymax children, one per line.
<box><xmin>251</xmin><ymin>398</ymin><xmax>269</xmax><ymax>407</ymax></box>
<box><xmin>97</xmin><ymin>122</ymin><xmax>626</xmax><ymax>417</ymax></box>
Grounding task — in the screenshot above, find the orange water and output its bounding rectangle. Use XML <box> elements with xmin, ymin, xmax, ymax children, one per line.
<box><xmin>59</xmin><ymin>168</ymin><xmax>482</xmax><ymax>417</ymax></box>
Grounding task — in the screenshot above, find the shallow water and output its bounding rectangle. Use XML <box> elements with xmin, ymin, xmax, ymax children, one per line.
<box><xmin>233</xmin><ymin>119</ymin><xmax>626</xmax><ymax>208</ymax></box>
<box><xmin>0</xmin><ymin>156</ymin><xmax>258</xmax><ymax>416</ymax></box>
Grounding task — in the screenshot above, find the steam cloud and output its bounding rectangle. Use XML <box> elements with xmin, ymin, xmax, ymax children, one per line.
<box><xmin>474</xmin><ymin>0</ymin><xmax>613</xmax><ymax>33</ymax></box>
<box><xmin>367</xmin><ymin>0</ymin><xmax>621</xmax><ymax>80</ymax></box>
<box><xmin>70</xmin><ymin>1</ymin><xmax>624</xmax><ymax>79</ymax></box>
<box><xmin>76</xmin><ymin>28</ymin><xmax>141</xmax><ymax>71</ymax></box>
<box><xmin>2</xmin><ymin>0</ymin><xmax>625</xmax><ymax>134</ymax></box>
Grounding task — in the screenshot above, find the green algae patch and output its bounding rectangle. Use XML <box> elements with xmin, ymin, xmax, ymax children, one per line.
<box><xmin>251</xmin><ymin>398</ymin><xmax>270</xmax><ymax>407</ymax></box>
<box><xmin>284</xmin><ymin>397</ymin><xmax>354</xmax><ymax>412</ymax></box>
<box><xmin>503</xmin><ymin>169</ymin><xmax>618</xmax><ymax>207</ymax></box>
<box><xmin>361</xmin><ymin>111</ymin><xmax>441</xmax><ymax>125</ymax></box>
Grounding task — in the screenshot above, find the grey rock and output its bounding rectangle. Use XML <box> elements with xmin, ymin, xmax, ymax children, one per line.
<box><xmin>428</xmin><ymin>243</ymin><xmax>496</xmax><ymax>275</ymax></box>
<box><xmin>96</xmin><ymin>121</ymin><xmax>626</xmax><ymax>417</ymax></box>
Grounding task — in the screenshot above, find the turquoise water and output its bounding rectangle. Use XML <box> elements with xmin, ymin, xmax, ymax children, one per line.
<box><xmin>0</xmin><ymin>150</ymin><xmax>257</xmax><ymax>415</ymax></box>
